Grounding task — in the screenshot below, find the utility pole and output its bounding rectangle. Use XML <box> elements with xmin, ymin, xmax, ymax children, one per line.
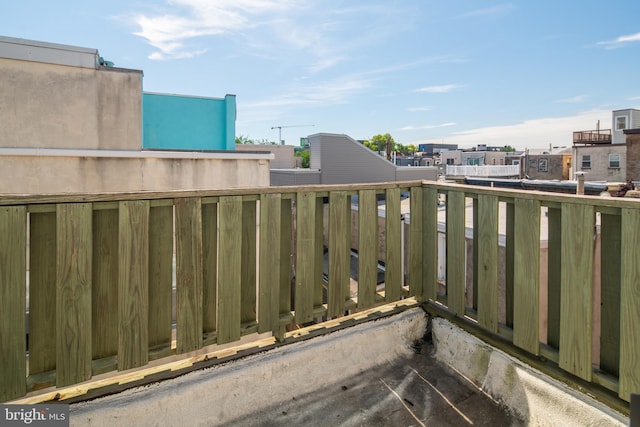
<box><xmin>271</xmin><ymin>124</ymin><xmax>315</xmax><ymax>145</ymax></box>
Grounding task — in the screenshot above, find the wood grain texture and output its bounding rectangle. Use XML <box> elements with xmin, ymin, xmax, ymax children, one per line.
<box><xmin>512</xmin><ymin>198</ymin><xmax>540</xmax><ymax>355</ymax></box>
<box><xmin>357</xmin><ymin>189</ymin><xmax>377</xmax><ymax>308</ymax></box>
<box><xmin>446</xmin><ymin>190</ymin><xmax>466</xmax><ymax>316</ymax></box>
<box><xmin>217</xmin><ymin>196</ymin><xmax>242</xmax><ymax>344</ymax></box>
<box><xmin>295</xmin><ymin>192</ymin><xmax>316</xmax><ymax>323</ymax></box>
<box><xmin>409</xmin><ymin>187</ymin><xmax>424</xmax><ymax>298</ymax></box>
<box><xmin>118</xmin><ymin>200</ymin><xmax>150</xmax><ymax>370</ymax></box>
<box><xmin>328</xmin><ymin>191</ymin><xmax>350</xmax><ymax>318</ymax></box>
<box><xmin>619</xmin><ymin>207</ymin><xmax>640</xmax><ymax>401</ymax></box>
<box><xmin>477</xmin><ymin>194</ymin><xmax>499</xmax><ymax>333</ymax></box>
<box><xmin>258</xmin><ymin>194</ymin><xmax>281</xmax><ymax>333</ymax></box>
<box><xmin>28</xmin><ymin>211</ymin><xmax>56</xmax><ymax>375</ymax></box>
<box><xmin>175</xmin><ymin>198</ymin><xmax>204</xmax><ymax>352</ymax></box>
<box><xmin>559</xmin><ymin>203</ymin><xmax>594</xmax><ymax>381</ymax></box>
<box><xmin>0</xmin><ymin>206</ymin><xmax>26</xmax><ymax>401</ymax></box>
<box><xmin>384</xmin><ymin>188</ymin><xmax>402</xmax><ymax>302</ymax></box>
<box><xmin>56</xmin><ymin>203</ymin><xmax>92</xmax><ymax>386</ymax></box>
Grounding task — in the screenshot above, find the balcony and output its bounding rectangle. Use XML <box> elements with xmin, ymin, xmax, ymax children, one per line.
<box><xmin>0</xmin><ymin>181</ymin><xmax>635</xmax><ymax>424</ymax></box>
<box><xmin>573</xmin><ymin>129</ymin><xmax>613</xmax><ymax>145</ymax></box>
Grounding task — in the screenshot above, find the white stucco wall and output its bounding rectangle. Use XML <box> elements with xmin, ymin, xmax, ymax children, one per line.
<box><xmin>0</xmin><ymin>149</ymin><xmax>272</xmax><ymax>194</ymax></box>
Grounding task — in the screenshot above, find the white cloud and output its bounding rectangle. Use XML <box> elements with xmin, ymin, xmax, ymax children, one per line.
<box><xmin>597</xmin><ymin>32</ymin><xmax>640</xmax><ymax>49</ymax></box>
<box><xmin>400</xmin><ymin>122</ymin><xmax>456</xmax><ymax>131</ymax></box>
<box><xmin>410</xmin><ymin>109</ymin><xmax>611</xmax><ymax>150</ymax></box>
<box><xmin>628</xmin><ymin>96</ymin><xmax>640</xmax><ymax>101</ymax></box>
<box><xmin>553</xmin><ymin>94</ymin><xmax>588</xmax><ymax>104</ymax></box>
<box><xmin>130</xmin><ymin>0</ymin><xmax>296</xmax><ymax>59</ymax></box>
<box><xmin>415</xmin><ymin>84</ymin><xmax>462</xmax><ymax>94</ymax></box>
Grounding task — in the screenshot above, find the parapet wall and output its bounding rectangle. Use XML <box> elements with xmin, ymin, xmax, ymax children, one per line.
<box><xmin>0</xmin><ymin>149</ymin><xmax>272</xmax><ymax>194</ymax></box>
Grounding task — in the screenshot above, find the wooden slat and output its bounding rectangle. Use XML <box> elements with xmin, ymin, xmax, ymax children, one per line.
<box><xmin>118</xmin><ymin>201</ymin><xmax>150</xmax><ymax>370</ymax></box>
<box><xmin>0</xmin><ymin>206</ymin><xmax>27</xmax><ymax>401</ymax></box>
<box><xmin>409</xmin><ymin>187</ymin><xmax>424</xmax><ymax>297</ymax></box>
<box><xmin>202</xmin><ymin>203</ymin><xmax>218</xmax><ymax>336</ymax></box>
<box><xmin>148</xmin><ymin>205</ymin><xmax>173</xmax><ymax>348</ymax></box>
<box><xmin>559</xmin><ymin>203</ymin><xmax>594</xmax><ymax>381</ymax></box>
<box><xmin>599</xmin><ymin>213</ymin><xmax>621</xmax><ymax>376</ymax></box>
<box><xmin>619</xmin><ymin>207</ymin><xmax>640</xmax><ymax>401</ymax></box>
<box><xmin>546</xmin><ymin>207</ymin><xmax>562</xmax><ymax>349</ymax></box>
<box><xmin>357</xmin><ymin>189</ymin><xmax>377</xmax><ymax>308</ymax></box>
<box><xmin>28</xmin><ymin>211</ymin><xmax>56</xmax><ymax>375</ymax></box>
<box><xmin>258</xmin><ymin>194</ymin><xmax>281</xmax><ymax>333</ymax></box>
<box><xmin>241</xmin><ymin>201</ymin><xmax>257</xmax><ymax>323</ymax></box>
<box><xmin>295</xmin><ymin>192</ymin><xmax>316</xmax><ymax>323</ymax></box>
<box><xmin>92</xmin><ymin>209</ymin><xmax>118</xmax><ymax>360</ymax></box>
<box><xmin>513</xmin><ymin>198</ymin><xmax>540</xmax><ymax>355</ymax></box>
<box><xmin>328</xmin><ymin>191</ymin><xmax>350</xmax><ymax>318</ymax></box>
<box><xmin>56</xmin><ymin>203</ymin><xmax>92</xmax><ymax>386</ymax></box>
<box><xmin>446</xmin><ymin>190</ymin><xmax>466</xmax><ymax>315</ymax></box>
<box><xmin>505</xmin><ymin>202</ymin><xmax>515</xmax><ymax>328</ymax></box>
<box><xmin>384</xmin><ymin>188</ymin><xmax>401</xmax><ymax>302</ymax></box>
<box><xmin>218</xmin><ymin>196</ymin><xmax>242</xmax><ymax>344</ymax></box>
<box><xmin>175</xmin><ymin>197</ymin><xmax>203</xmax><ymax>352</ymax></box>
<box><xmin>477</xmin><ymin>194</ymin><xmax>499</xmax><ymax>333</ymax></box>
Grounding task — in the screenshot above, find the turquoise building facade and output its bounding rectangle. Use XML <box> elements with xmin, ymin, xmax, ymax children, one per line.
<box><xmin>143</xmin><ymin>93</ymin><xmax>236</xmax><ymax>151</ymax></box>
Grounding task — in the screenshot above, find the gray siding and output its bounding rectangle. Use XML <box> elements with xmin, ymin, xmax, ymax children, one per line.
<box><xmin>308</xmin><ymin>133</ymin><xmax>437</xmax><ymax>184</ymax></box>
<box><xmin>270</xmin><ymin>170</ymin><xmax>321</xmax><ymax>186</ymax></box>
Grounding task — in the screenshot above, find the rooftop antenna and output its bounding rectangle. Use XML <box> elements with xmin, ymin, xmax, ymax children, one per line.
<box><xmin>271</xmin><ymin>124</ymin><xmax>315</xmax><ymax>145</ymax></box>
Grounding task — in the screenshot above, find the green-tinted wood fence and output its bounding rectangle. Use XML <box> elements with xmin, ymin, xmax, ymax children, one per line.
<box><xmin>0</xmin><ymin>181</ymin><xmax>638</xmax><ymax>406</ymax></box>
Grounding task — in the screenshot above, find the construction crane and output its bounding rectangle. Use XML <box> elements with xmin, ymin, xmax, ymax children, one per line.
<box><xmin>271</xmin><ymin>124</ymin><xmax>314</xmax><ymax>145</ymax></box>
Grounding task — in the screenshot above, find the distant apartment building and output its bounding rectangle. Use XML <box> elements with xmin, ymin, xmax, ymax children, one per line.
<box><xmin>570</xmin><ymin>109</ymin><xmax>640</xmax><ymax>182</ymax></box>
<box><xmin>524</xmin><ymin>148</ymin><xmax>572</xmax><ymax>180</ymax></box>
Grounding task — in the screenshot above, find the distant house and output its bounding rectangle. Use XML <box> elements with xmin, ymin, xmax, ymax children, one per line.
<box><xmin>524</xmin><ymin>147</ymin><xmax>572</xmax><ymax>180</ymax></box>
<box><xmin>570</xmin><ymin>109</ymin><xmax>640</xmax><ymax>182</ymax></box>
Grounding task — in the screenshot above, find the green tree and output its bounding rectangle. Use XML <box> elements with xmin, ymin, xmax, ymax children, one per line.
<box><xmin>294</xmin><ymin>150</ymin><xmax>310</xmax><ymax>168</ymax></box>
<box><xmin>501</xmin><ymin>145</ymin><xmax>516</xmax><ymax>152</ymax></box>
<box><xmin>370</xmin><ymin>133</ymin><xmax>395</xmax><ymax>152</ymax></box>
<box><xmin>235</xmin><ymin>135</ymin><xmax>278</xmax><ymax>145</ymax></box>
<box><xmin>235</xmin><ymin>135</ymin><xmax>253</xmax><ymax>144</ymax></box>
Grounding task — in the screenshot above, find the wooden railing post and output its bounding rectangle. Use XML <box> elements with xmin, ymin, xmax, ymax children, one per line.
<box><xmin>56</xmin><ymin>203</ymin><xmax>93</xmax><ymax>386</ymax></box>
<box><xmin>0</xmin><ymin>206</ymin><xmax>27</xmax><ymax>401</ymax></box>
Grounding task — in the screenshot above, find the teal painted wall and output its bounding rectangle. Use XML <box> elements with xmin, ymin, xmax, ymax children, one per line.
<box><xmin>143</xmin><ymin>93</ymin><xmax>236</xmax><ymax>151</ymax></box>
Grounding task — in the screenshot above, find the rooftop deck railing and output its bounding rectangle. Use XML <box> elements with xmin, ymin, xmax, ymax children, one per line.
<box><xmin>573</xmin><ymin>129</ymin><xmax>613</xmax><ymax>144</ymax></box>
<box><xmin>0</xmin><ymin>181</ymin><xmax>638</xmax><ymax>408</ymax></box>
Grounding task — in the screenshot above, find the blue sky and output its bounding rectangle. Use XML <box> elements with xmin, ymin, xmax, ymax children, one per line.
<box><xmin>2</xmin><ymin>1</ymin><xmax>639</xmax><ymax>150</ymax></box>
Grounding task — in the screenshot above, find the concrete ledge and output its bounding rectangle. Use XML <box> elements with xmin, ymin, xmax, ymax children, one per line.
<box><xmin>69</xmin><ymin>308</ymin><xmax>428</xmax><ymax>426</ymax></box>
<box><xmin>431</xmin><ymin>317</ymin><xmax>628</xmax><ymax>426</ymax></box>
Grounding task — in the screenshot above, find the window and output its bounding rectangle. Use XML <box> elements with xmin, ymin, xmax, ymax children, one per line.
<box><xmin>581</xmin><ymin>155</ymin><xmax>591</xmax><ymax>169</ymax></box>
<box><xmin>616</xmin><ymin>116</ymin><xmax>628</xmax><ymax>131</ymax></box>
<box><xmin>467</xmin><ymin>158</ymin><xmax>480</xmax><ymax>166</ymax></box>
<box><xmin>530</xmin><ymin>159</ymin><xmax>537</xmax><ymax>168</ymax></box>
<box><xmin>609</xmin><ymin>153</ymin><xmax>621</xmax><ymax>169</ymax></box>
<box><xmin>538</xmin><ymin>158</ymin><xmax>548</xmax><ymax>172</ymax></box>
<box><xmin>446</xmin><ymin>158</ymin><xmax>455</xmax><ymax>165</ymax></box>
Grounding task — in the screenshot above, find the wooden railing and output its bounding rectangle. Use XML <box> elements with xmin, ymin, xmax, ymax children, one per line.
<box><xmin>1</xmin><ymin>181</ymin><xmax>638</xmax><ymax>406</ymax></box>
<box><xmin>573</xmin><ymin>129</ymin><xmax>612</xmax><ymax>144</ymax></box>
